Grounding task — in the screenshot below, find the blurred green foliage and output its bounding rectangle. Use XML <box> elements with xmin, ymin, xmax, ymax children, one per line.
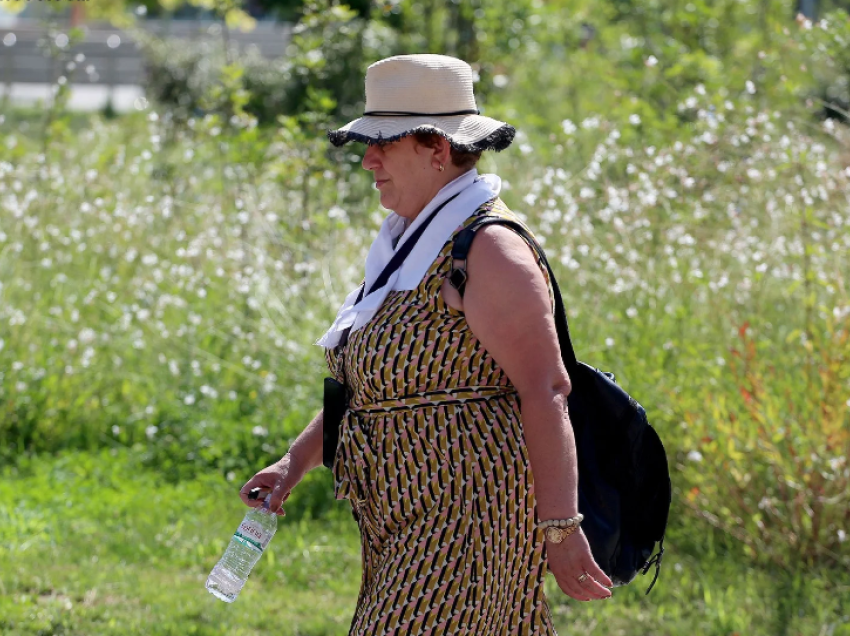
<box><xmin>133</xmin><ymin>0</ymin><xmax>850</xmax><ymax>152</ymax></box>
<box><xmin>135</xmin><ymin>1</ymin><xmax>397</xmax><ymax>126</ymax></box>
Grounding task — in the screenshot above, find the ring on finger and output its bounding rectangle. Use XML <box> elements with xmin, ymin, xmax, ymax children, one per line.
<box><xmin>577</xmin><ymin>572</ymin><xmax>590</xmax><ymax>583</ymax></box>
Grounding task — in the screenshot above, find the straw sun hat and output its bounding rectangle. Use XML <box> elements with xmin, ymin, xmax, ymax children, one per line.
<box><xmin>328</xmin><ymin>54</ymin><xmax>515</xmax><ymax>153</ymax></box>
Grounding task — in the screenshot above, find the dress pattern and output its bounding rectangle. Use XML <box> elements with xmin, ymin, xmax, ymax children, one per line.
<box><xmin>326</xmin><ymin>197</ymin><xmax>558</xmax><ymax>635</ymax></box>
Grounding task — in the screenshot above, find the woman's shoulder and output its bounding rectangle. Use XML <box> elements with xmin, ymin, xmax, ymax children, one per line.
<box><xmin>455</xmin><ymin>197</ymin><xmax>537</xmax><ymax>242</ymax></box>
<box><xmin>457</xmin><ymin>197</ymin><xmax>527</xmax><ymax>231</ymax></box>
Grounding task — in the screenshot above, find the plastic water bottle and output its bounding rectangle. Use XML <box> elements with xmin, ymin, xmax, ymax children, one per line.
<box><xmin>206</xmin><ymin>493</ymin><xmax>277</xmax><ymax>603</ymax></box>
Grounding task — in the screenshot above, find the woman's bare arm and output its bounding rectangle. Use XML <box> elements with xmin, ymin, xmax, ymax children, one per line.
<box><xmin>239</xmin><ymin>409</ymin><xmax>325</xmax><ymax>515</ymax></box>
<box><xmin>459</xmin><ymin>223</ymin><xmax>613</xmax><ymax>601</ymax></box>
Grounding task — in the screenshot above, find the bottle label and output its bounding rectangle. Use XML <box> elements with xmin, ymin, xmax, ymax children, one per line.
<box><xmin>233</xmin><ymin>520</ymin><xmax>269</xmax><ymax>553</ymax></box>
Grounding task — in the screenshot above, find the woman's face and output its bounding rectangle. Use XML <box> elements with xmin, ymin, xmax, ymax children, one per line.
<box><xmin>361</xmin><ymin>137</ymin><xmax>441</xmax><ymax>220</ymax></box>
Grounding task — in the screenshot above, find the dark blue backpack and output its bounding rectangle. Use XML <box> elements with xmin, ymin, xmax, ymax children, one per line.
<box><xmin>451</xmin><ymin>217</ymin><xmax>672</xmax><ymax>593</ymax></box>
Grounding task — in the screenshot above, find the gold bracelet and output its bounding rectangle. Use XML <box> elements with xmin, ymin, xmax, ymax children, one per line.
<box><xmin>537</xmin><ymin>513</ymin><xmax>584</xmax><ymax>530</ymax></box>
<box><xmin>538</xmin><ymin>514</ymin><xmax>584</xmax><ymax>544</ymax></box>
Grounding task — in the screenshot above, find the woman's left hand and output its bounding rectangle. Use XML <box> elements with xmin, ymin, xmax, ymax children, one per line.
<box><xmin>546</xmin><ymin>530</ymin><xmax>613</xmax><ymax>602</ymax></box>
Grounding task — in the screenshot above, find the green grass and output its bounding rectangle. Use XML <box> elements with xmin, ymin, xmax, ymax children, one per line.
<box><xmin>0</xmin><ymin>450</ymin><xmax>362</xmax><ymax>636</ymax></box>
<box><xmin>1</xmin><ymin>451</ymin><xmax>848</xmax><ymax>636</ymax></box>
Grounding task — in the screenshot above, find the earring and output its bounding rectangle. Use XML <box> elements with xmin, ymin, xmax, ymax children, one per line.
<box><xmin>439</xmin><ymin>164</ymin><xmax>445</xmax><ymax>172</ymax></box>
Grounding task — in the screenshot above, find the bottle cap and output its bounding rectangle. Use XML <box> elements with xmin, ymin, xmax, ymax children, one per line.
<box><xmin>248</xmin><ymin>487</ymin><xmax>270</xmax><ymax>500</ymax></box>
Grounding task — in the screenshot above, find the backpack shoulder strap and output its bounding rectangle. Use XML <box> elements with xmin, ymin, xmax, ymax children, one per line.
<box><xmin>449</xmin><ymin>217</ymin><xmax>579</xmax><ymax>373</ymax></box>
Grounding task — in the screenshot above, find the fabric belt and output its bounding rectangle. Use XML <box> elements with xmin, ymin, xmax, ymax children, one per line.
<box><xmin>350</xmin><ymin>386</ymin><xmax>516</xmax><ymax>414</ymax></box>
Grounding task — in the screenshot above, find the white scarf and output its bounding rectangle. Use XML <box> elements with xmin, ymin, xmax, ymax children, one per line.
<box><xmin>316</xmin><ymin>169</ymin><xmax>501</xmax><ymax>349</ymax></box>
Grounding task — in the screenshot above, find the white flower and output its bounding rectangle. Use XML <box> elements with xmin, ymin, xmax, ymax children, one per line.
<box><xmin>492</xmin><ymin>74</ymin><xmax>509</xmax><ymax>88</ymax></box>
<box><xmin>629</xmin><ymin>114</ymin><xmax>641</xmax><ymax>125</ymax></box>
<box><xmin>200</xmin><ymin>385</ymin><xmax>219</xmax><ymax>399</ymax></box>
<box><xmin>184</xmin><ymin>394</ymin><xmax>196</xmax><ymax>405</ymax></box>
<box><xmin>746</xmin><ymin>80</ymin><xmax>756</xmax><ymax>94</ymax></box>
<box><xmin>687</xmin><ymin>450</ymin><xmax>703</xmax><ymax>462</ymax></box>
<box><xmin>605</xmin><ymin>337</ymin><xmax>615</xmax><ymax>347</ymax></box>
<box><xmin>252</xmin><ymin>426</ymin><xmax>268</xmax><ymax>437</ymax></box>
<box><xmin>581</xmin><ymin>116</ymin><xmax>600</xmax><ymax>130</ymax></box>
<box><xmin>112</xmin><ymin>425</ymin><xmax>121</xmax><ymax>436</ymax></box>
<box><xmin>645</xmin><ymin>55</ymin><xmax>658</xmax><ymax>67</ymax></box>
<box><xmin>145</xmin><ymin>425</ymin><xmax>158</xmax><ymax>439</ymax></box>
<box><xmin>626</xmin><ymin>307</ymin><xmax>638</xmax><ymax>318</ymax></box>
<box><xmin>327</xmin><ymin>206</ymin><xmax>347</xmax><ymax>220</ymax></box>
<box><xmin>828</xmin><ymin>457</ymin><xmax>845</xmax><ymax>470</ymax></box>
<box><xmin>561</xmin><ymin>119</ymin><xmax>577</xmax><ymax>135</ymax></box>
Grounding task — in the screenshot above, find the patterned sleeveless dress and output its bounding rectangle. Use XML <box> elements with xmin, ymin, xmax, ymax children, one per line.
<box><xmin>325</xmin><ymin>198</ymin><xmax>559</xmax><ymax>635</ymax></box>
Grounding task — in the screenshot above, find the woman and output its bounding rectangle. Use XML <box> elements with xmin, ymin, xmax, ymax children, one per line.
<box><xmin>240</xmin><ymin>54</ymin><xmax>613</xmax><ymax>635</ymax></box>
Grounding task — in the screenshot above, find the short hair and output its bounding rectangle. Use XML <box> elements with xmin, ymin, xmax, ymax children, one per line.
<box><xmin>412</xmin><ymin>131</ymin><xmax>482</xmax><ymax>171</ymax></box>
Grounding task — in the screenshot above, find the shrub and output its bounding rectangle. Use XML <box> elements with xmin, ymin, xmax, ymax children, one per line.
<box><xmin>134</xmin><ymin>2</ymin><xmax>397</xmax><ymax>126</ymax></box>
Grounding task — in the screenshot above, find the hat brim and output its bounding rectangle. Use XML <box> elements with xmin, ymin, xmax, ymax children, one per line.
<box><xmin>327</xmin><ymin>114</ymin><xmax>515</xmax><ymax>153</ymax></box>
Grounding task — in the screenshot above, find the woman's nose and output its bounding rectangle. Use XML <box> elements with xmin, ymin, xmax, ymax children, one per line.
<box><xmin>362</xmin><ymin>145</ymin><xmax>380</xmax><ymax>171</ymax></box>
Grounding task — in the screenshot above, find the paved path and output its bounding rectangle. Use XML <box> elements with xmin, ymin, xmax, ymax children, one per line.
<box><xmin>1</xmin><ymin>82</ymin><xmax>144</xmax><ymax>111</ymax></box>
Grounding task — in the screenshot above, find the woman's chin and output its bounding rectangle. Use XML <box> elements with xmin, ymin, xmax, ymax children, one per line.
<box><xmin>378</xmin><ymin>193</ymin><xmax>397</xmax><ymax>212</ymax></box>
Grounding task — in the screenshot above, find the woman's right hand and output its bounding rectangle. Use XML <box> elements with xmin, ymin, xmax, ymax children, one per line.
<box><xmin>239</xmin><ymin>453</ymin><xmax>304</xmax><ymax>517</ymax></box>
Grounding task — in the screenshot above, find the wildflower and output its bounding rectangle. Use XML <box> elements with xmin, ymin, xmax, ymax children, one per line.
<box><xmin>629</xmin><ymin>114</ymin><xmax>641</xmax><ymax>126</ymax></box>
<box><xmin>605</xmin><ymin>338</ymin><xmax>615</xmax><ymax>347</ymax></box>
<box><xmin>746</xmin><ymin>81</ymin><xmax>756</xmax><ymax>95</ymax></box>
<box><xmin>645</xmin><ymin>55</ymin><xmax>658</xmax><ymax>67</ymax></box>
<box><xmin>145</xmin><ymin>425</ymin><xmax>158</xmax><ymax>439</ymax></box>
<box><xmin>200</xmin><ymin>385</ymin><xmax>219</xmax><ymax>399</ymax></box>
<box><xmin>687</xmin><ymin>450</ymin><xmax>703</xmax><ymax>462</ymax></box>
<box><xmin>561</xmin><ymin>119</ymin><xmax>576</xmax><ymax>135</ymax></box>
<box><xmin>252</xmin><ymin>426</ymin><xmax>269</xmax><ymax>437</ymax></box>
<box><xmin>184</xmin><ymin>394</ymin><xmax>196</xmax><ymax>406</ymax></box>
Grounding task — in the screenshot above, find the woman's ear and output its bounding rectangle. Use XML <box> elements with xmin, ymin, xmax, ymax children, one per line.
<box><xmin>436</xmin><ymin>136</ymin><xmax>452</xmax><ymax>168</ymax></box>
